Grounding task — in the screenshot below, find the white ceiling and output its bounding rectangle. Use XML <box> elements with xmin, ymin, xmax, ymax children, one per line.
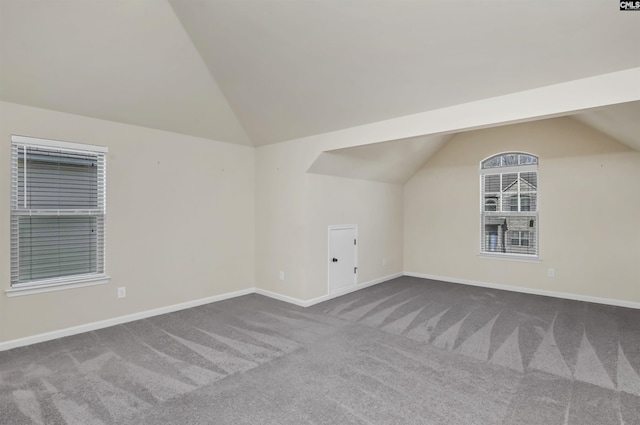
<box><xmin>307</xmin><ymin>100</ymin><xmax>640</xmax><ymax>185</ymax></box>
<box><xmin>308</xmin><ymin>134</ymin><xmax>451</xmax><ymax>184</ymax></box>
<box><xmin>572</xmin><ymin>101</ymin><xmax>640</xmax><ymax>152</ymax></box>
<box><xmin>0</xmin><ymin>0</ymin><xmax>250</xmax><ymax>145</ymax></box>
<box><xmin>169</xmin><ymin>0</ymin><xmax>640</xmax><ymax>145</ymax></box>
<box><xmin>1</xmin><ymin>0</ymin><xmax>639</xmax><ymax>148</ymax></box>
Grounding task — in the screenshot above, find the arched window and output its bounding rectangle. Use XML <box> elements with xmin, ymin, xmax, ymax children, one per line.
<box><xmin>485</xmin><ymin>197</ymin><xmax>498</xmax><ymax>212</ymax></box>
<box><xmin>480</xmin><ymin>153</ymin><xmax>538</xmax><ymax>257</ymax></box>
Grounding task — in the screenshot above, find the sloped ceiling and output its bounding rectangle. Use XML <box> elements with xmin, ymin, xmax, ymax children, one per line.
<box><xmin>572</xmin><ymin>101</ymin><xmax>640</xmax><ymax>152</ymax></box>
<box><xmin>1</xmin><ymin>0</ymin><xmax>639</xmax><ymax>147</ymax></box>
<box><xmin>164</xmin><ymin>0</ymin><xmax>640</xmax><ymax>145</ymax></box>
<box><xmin>307</xmin><ymin>134</ymin><xmax>451</xmax><ymax>184</ymax></box>
<box><xmin>0</xmin><ymin>0</ymin><xmax>250</xmax><ymax>145</ymax></box>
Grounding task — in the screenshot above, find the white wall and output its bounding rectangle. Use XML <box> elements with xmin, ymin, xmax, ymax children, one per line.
<box><xmin>0</xmin><ymin>102</ymin><xmax>255</xmax><ymax>342</ymax></box>
<box><xmin>304</xmin><ymin>174</ymin><xmax>403</xmax><ymax>299</ymax></box>
<box><xmin>250</xmin><ymin>69</ymin><xmax>640</xmax><ymax>304</ymax></box>
<box><xmin>2</xmin><ymin>69</ymin><xmax>639</xmax><ymax>344</ymax></box>
<box><xmin>404</xmin><ymin>117</ymin><xmax>640</xmax><ymax>304</ymax></box>
<box><xmin>255</xmin><ymin>139</ymin><xmax>404</xmax><ymax>301</ymax></box>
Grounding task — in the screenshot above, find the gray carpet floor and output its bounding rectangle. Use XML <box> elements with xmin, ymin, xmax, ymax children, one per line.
<box><xmin>1</xmin><ymin>276</ymin><xmax>639</xmax><ymax>424</ymax></box>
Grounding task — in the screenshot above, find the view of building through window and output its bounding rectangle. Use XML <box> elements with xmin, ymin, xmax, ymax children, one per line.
<box><xmin>480</xmin><ymin>153</ymin><xmax>538</xmax><ymax>257</ymax></box>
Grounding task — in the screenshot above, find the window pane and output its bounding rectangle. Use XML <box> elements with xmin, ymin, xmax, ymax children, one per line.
<box><xmin>504</xmin><ymin>218</ymin><xmax>536</xmax><ymax>255</ymax></box>
<box><xmin>482</xmin><ymin>156</ymin><xmax>502</xmax><ymax>169</ymax></box>
<box><xmin>484</xmin><ymin>174</ymin><xmax>500</xmax><ymax>192</ymax></box>
<box><xmin>502</xmin><ymin>173</ymin><xmax>517</xmax><ymax>191</ymax></box>
<box><xmin>11</xmin><ymin>139</ymin><xmax>106</xmax><ymax>287</ymax></box>
<box><xmin>484</xmin><ymin>197</ymin><xmax>498</xmax><ymax>211</ymax></box>
<box><xmin>482</xmin><ymin>222</ymin><xmax>501</xmax><ymax>252</ymax></box>
<box><xmin>509</xmin><ymin>196</ymin><xmax>519</xmax><ymax>211</ymax></box>
<box><xmin>480</xmin><ymin>152</ymin><xmax>538</xmax><ymax>257</ymax></box>
<box><xmin>520</xmin><ymin>195</ymin><xmax>530</xmax><ymax>211</ymax></box>
<box><xmin>18</xmin><ymin>147</ymin><xmax>98</xmax><ymax>210</ymax></box>
<box><xmin>502</xmin><ymin>154</ymin><xmax>518</xmax><ymax>167</ymax></box>
<box><xmin>524</xmin><ymin>194</ymin><xmax>537</xmax><ymax>211</ymax></box>
<box><xmin>520</xmin><ymin>172</ymin><xmax>537</xmax><ymax>191</ymax></box>
<box><xmin>17</xmin><ymin>216</ymin><xmax>99</xmax><ymax>283</ymax></box>
<box><xmin>519</xmin><ymin>154</ymin><xmax>538</xmax><ymax>165</ymax></box>
<box><xmin>483</xmin><ymin>153</ymin><xmax>538</xmax><ymax>169</ymax></box>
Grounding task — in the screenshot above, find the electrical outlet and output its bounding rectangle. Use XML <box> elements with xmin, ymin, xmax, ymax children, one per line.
<box><xmin>279</xmin><ymin>271</ymin><xmax>285</xmax><ymax>281</ymax></box>
<box><xmin>547</xmin><ymin>268</ymin><xmax>555</xmax><ymax>278</ymax></box>
<box><xmin>382</xmin><ymin>258</ymin><xmax>387</xmax><ymax>266</ymax></box>
<box><xmin>117</xmin><ymin>287</ymin><xmax>126</xmax><ymax>298</ymax></box>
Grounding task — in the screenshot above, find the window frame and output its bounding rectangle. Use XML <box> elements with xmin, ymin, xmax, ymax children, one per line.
<box><xmin>509</xmin><ymin>230</ymin><xmax>531</xmax><ymax>247</ymax></box>
<box><xmin>7</xmin><ymin>135</ymin><xmax>109</xmax><ymax>297</ymax></box>
<box><xmin>479</xmin><ymin>152</ymin><xmax>539</xmax><ymax>260</ymax></box>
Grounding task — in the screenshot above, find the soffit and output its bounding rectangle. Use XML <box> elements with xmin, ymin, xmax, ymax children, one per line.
<box><xmin>307</xmin><ymin>134</ymin><xmax>451</xmax><ymax>184</ymax></box>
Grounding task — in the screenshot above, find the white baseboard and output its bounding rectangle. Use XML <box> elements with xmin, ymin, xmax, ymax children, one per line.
<box><xmin>256</xmin><ymin>272</ymin><xmax>404</xmax><ymax>308</ymax></box>
<box><xmin>404</xmin><ymin>272</ymin><xmax>640</xmax><ymax>310</ymax></box>
<box><xmin>0</xmin><ymin>288</ymin><xmax>255</xmax><ymax>352</ymax></box>
<box><xmin>4</xmin><ymin>270</ymin><xmax>636</xmax><ymax>352</ymax></box>
<box><xmin>256</xmin><ymin>273</ymin><xmax>403</xmax><ymax>307</ymax></box>
<box><xmin>0</xmin><ymin>273</ymin><xmax>405</xmax><ymax>352</ymax></box>
<box><xmin>254</xmin><ymin>288</ymin><xmax>310</xmax><ymax>307</ymax></box>
<box><xmin>9</xmin><ymin>270</ymin><xmax>633</xmax><ymax>351</ymax></box>
<box><xmin>307</xmin><ymin>272</ymin><xmax>404</xmax><ymax>306</ymax></box>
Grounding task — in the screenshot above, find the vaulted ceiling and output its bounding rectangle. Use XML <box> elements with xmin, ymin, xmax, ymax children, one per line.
<box><xmin>1</xmin><ymin>0</ymin><xmax>639</xmax><ymax>148</ymax></box>
<box><xmin>573</xmin><ymin>101</ymin><xmax>640</xmax><ymax>152</ymax></box>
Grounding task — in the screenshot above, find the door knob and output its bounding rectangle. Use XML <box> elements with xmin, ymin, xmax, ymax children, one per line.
<box><xmin>332</xmin><ymin>258</ymin><xmax>338</xmax><ymax>262</ymax></box>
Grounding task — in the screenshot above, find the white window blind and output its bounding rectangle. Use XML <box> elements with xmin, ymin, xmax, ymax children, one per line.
<box><xmin>10</xmin><ymin>136</ymin><xmax>107</xmax><ymax>287</ymax></box>
<box><xmin>480</xmin><ymin>152</ymin><xmax>538</xmax><ymax>258</ymax></box>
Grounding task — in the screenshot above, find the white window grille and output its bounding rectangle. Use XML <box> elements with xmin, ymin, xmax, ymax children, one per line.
<box><xmin>10</xmin><ymin>135</ymin><xmax>107</xmax><ymax>288</ymax></box>
<box><xmin>480</xmin><ymin>152</ymin><xmax>538</xmax><ymax>257</ymax></box>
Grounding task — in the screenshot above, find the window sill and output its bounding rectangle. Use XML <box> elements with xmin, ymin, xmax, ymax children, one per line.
<box><xmin>478</xmin><ymin>253</ymin><xmax>541</xmax><ymax>263</ymax></box>
<box><xmin>5</xmin><ymin>275</ymin><xmax>111</xmax><ymax>297</ymax></box>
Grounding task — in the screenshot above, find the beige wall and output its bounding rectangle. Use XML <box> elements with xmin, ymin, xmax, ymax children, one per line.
<box><xmin>0</xmin><ymin>102</ymin><xmax>255</xmax><ymax>342</ymax></box>
<box><xmin>404</xmin><ymin>117</ymin><xmax>640</xmax><ymax>303</ymax></box>
<box><xmin>305</xmin><ymin>174</ymin><xmax>403</xmax><ymax>298</ymax></box>
<box><xmin>255</xmin><ymin>139</ymin><xmax>404</xmax><ymax>301</ymax></box>
<box><xmin>3</xmin><ymin>101</ymin><xmax>639</xmax><ymax>345</ymax></box>
<box><xmin>0</xmin><ymin>101</ymin><xmax>405</xmax><ymax>344</ymax></box>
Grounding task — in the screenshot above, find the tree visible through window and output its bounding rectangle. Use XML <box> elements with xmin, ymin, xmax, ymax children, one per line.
<box><xmin>480</xmin><ymin>152</ymin><xmax>538</xmax><ymax>257</ymax></box>
<box><xmin>10</xmin><ymin>136</ymin><xmax>107</xmax><ymax>288</ymax></box>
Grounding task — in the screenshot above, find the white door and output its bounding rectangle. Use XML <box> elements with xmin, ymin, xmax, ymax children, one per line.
<box><xmin>329</xmin><ymin>225</ymin><xmax>357</xmax><ymax>293</ymax></box>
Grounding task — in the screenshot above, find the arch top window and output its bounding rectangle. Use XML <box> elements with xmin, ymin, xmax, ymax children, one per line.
<box><xmin>480</xmin><ymin>152</ymin><xmax>538</xmax><ymax>258</ymax></box>
<box><xmin>481</xmin><ymin>153</ymin><xmax>538</xmax><ymax>169</ymax></box>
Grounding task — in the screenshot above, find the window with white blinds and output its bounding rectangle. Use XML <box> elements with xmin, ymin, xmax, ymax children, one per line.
<box><xmin>480</xmin><ymin>152</ymin><xmax>538</xmax><ymax>258</ymax></box>
<box><xmin>10</xmin><ymin>135</ymin><xmax>107</xmax><ymax>288</ymax></box>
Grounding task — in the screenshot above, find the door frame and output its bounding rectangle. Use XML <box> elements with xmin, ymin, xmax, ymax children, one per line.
<box><xmin>327</xmin><ymin>224</ymin><xmax>358</xmax><ymax>294</ymax></box>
